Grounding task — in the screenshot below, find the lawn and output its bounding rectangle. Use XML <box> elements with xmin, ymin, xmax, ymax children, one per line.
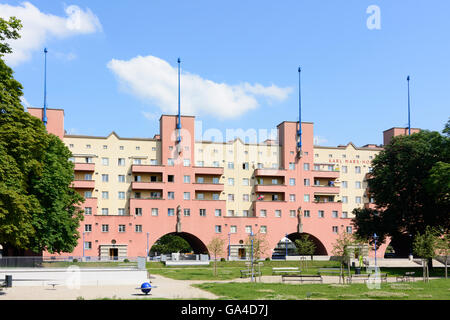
<box><xmin>192</xmin><ymin>278</ymin><xmax>450</xmax><ymax>300</ymax></box>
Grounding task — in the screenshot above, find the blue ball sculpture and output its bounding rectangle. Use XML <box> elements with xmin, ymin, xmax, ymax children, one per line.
<box><xmin>140</xmin><ymin>282</ymin><xmax>152</xmax><ymax>295</ymax></box>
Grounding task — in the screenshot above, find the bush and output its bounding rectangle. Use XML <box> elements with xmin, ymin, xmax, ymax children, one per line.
<box><xmin>220</xmin><ymin>258</ymin><xmax>226</xmax><ymax>262</ymax></box>
<box><xmin>123</xmin><ymin>259</ymin><xmax>130</xmax><ymax>263</ymax></box>
<box><xmin>72</xmin><ymin>259</ymin><xmax>78</xmax><ymax>263</ymax></box>
<box><xmin>265</xmin><ymin>257</ymin><xmax>271</xmax><ymax>261</ymax></box>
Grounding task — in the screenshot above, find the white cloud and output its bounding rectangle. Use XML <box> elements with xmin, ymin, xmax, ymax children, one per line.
<box><xmin>142</xmin><ymin>111</ymin><xmax>158</xmax><ymax>121</ymax></box>
<box><xmin>0</xmin><ymin>2</ymin><xmax>102</xmax><ymax>66</ymax></box>
<box><xmin>314</xmin><ymin>135</ymin><xmax>328</xmax><ymax>145</ymax></box>
<box><xmin>107</xmin><ymin>55</ymin><xmax>292</xmax><ymax>119</ymax></box>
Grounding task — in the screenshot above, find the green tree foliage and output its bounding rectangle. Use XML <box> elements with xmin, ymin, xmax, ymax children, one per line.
<box><xmin>207</xmin><ymin>236</ymin><xmax>226</xmax><ymax>276</ymax></box>
<box><xmin>294</xmin><ymin>234</ymin><xmax>316</xmax><ymax>258</ymax></box>
<box><xmin>244</xmin><ymin>232</ymin><xmax>269</xmax><ymax>260</ymax></box>
<box><xmin>352</xmin><ymin>127</ymin><xmax>450</xmax><ymax>251</ymax></box>
<box><xmin>413</xmin><ymin>226</ymin><xmax>439</xmax><ymax>282</ymax></box>
<box><xmin>151</xmin><ymin>234</ymin><xmax>193</xmax><ymax>254</ymax></box>
<box><xmin>0</xmin><ymin>16</ymin><xmax>83</xmax><ymax>254</ymax></box>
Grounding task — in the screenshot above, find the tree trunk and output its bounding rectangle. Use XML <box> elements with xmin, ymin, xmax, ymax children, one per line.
<box><xmin>427</xmin><ymin>257</ymin><xmax>433</xmax><ymax>275</ymax></box>
<box><xmin>445</xmin><ymin>256</ymin><xmax>448</xmax><ymax>279</ymax></box>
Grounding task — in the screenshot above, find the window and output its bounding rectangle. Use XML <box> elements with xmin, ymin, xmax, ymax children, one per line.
<box><xmin>215</xmin><ymin>209</ymin><xmax>222</xmax><ymax>217</ymax></box>
<box><xmin>228</xmin><ymin>194</ymin><xmax>234</xmax><ymax>201</ymax></box>
<box><xmin>332</xmin><ymin>210</ymin><xmax>338</xmax><ymax>218</ymax></box>
<box><xmin>356</xmin><ymin>155</ymin><xmax>360</xmax><ymax>159</ymax></box>
<box><xmin>342</xmin><ymin>196</ymin><xmax>348</xmax><ymax>203</ymax></box>
<box><xmin>355</xmin><ymin>166</ymin><xmax>361</xmax><ymax>174</ymax></box>
<box><xmin>289</xmin><ymin>178</ymin><xmax>296</xmax><ymax>186</ymax></box>
<box><xmin>271</xmin><ymin>179</ymin><xmax>278</xmax><ymax>185</ymax></box>
<box><xmin>275</xmin><ymin>210</ymin><xmax>281</xmax><ymax>217</ymax></box>
<box><xmin>304</xmin><ymin>194</ymin><xmax>310</xmax><ymax>202</ymax></box>
<box><xmin>84</xmin><ymin>242</ymin><xmax>92</xmax><ymax>250</ymax></box>
<box><xmin>69</xmin><ymin>144</ymin><xmax>74</xmax><ymax>148</ymax></box>
<box><xmin>168</xmin><ymin>192</ymin><xmax>175</xmax><ymax>200</ymax></box>
<box><xmin>356</xmin><ymin>196</ymin><xmax>362</xmax><ymax>204</ymax></box>
<box><xmin>314</xmin><ymin>164</ymin><xmax>321</xmax><ymax>171</ymax></box>
<box><xmin>102</xmin><ymin>157</ymin><xmax>109</xmax><ymax>166</ymax></box>
<box><xmin>289</xmin><ymin>194</ymin><xmax>296</xmax><ymax>202</ymax></box>
<box><xmin>196</xmin><ymin>161</ymin><xmax>204</xmax><ymax>167</ymax></box>
<box><xmin>84</xmin><ymin>207</ymin><xmax>92</xmax><ymax>215</ymax></box>
<box><xmin>304</xmin><ymin>179</ymin><xmax>310</xmax><ymax>186</ymax></box>
<box><xmin>260</xmin><ymin>226</ymin><xmax>267</xmax><ymax>234</ymax></box>
<box><xmin>133</xmin><ymin>158</ymin><xmax>142</xmax><ymax>165</ymax></box>
<box><xmin>135</xmin><ymin>192</ymin><xmax>141</xmax><ymax>199</ymax></box>
<box><xmin>120</xmin><ymin>146</ymin><xmax>124</xmax><ymax>150</ymax></box>
<box><xmin>197</xmin><ymin>193</ymin><xmax>204</xmax><ymax>200</ymax></box>
<box><xmin>243</xmin><ymin>162</ymin><xmax>249</xmax><ymax>170</ymax></box>
<box><xmin>183</xmin><ymin>192</ymin><xmax>190</xmax><ymax>200</ymax></box>
<box><xmin>318</xmin><ymin>210</ymin><xmax>324</xmax><ymax>218</ymax></box>
<box><xmin>213</xmin><ymin>161</ymin><xmax>220</xmax><ymax>167</ymax></box>
<box><xmin>227</xmin><ymin>210</ymin><xmax>234</xmax><ymax>217</ymax></box>
<box><xmin>134</xmin><ymin>175</ymin><xmax>142</xmax><ymax>182</ymax></box>
<box><xmin>257</xmin><ymin>163</ymin><xmax>263</xmax><ymax>169</ymax></box>
<box><xmin>212</xmin><ymin>177</ymin><xmax>219</xmax><ymax>184</ymax></box>
<box><xmin>136</xmin><ymin>146</ymin><xmax>140</xmax><ymax>151</ymax></box>
<box><xmin>328</xmin><ymin>165</ymin><xmax>334</xmax><ymax>171</ymax></box>
<box><xmin>342</xmin><ymin>181</ymin><xmax>348</xmax><ymax>188</ymax></box>
<box><xmin>151</xmin><ymin>208</ymin><xmax>158</xmax><ymax>216</ymax></box>
<box><xmin>69</xmin><ymin>157</ymin><xmax>75</xmax><ymax>163</ymax></box>
<box><xmin>304</xmin><ymin>210</ymin><xmax>310</xmax><ymax>217</ymax></box>
<box><xmin>118</xmin><ymin>208</ymin><xmax>125</xmax><ymax>216</ymax></box>
<box><xmin>245</xmin><ymin>225</ymin><xmax>252</xmax><ymax>234</ymax></box>
<box><xmin>342</xmin><ymin>211</ymin><xmax>348</xmax><ymax>218</ymax></box>
<box><xmin>332</xmin><ymin>226</ymin><xmax>338</xmax><ymax>233</ymax></box>
<box><xmin>118</xmin><ymin>225</ymin><xmax>126</xmax><ymax>233</ymax></box>
<box><xmin>101</xmin><ymin>208</ymin><xmax>109</xmax><ymax>215</ymax></box>
<box><xmin>167</xmin><ymin>158</ymin><xmax>174</xmax><ymax>166</ymax></box>
<box><xmin>242</xmin><ymin>178</ymin><xmax>249</xmax><ymax>186</ymax></box>
<box><xmin>184</xmin><ymin>175</ymin><xmax>190</xmax><ymax>183</ymax></box>
<box><xmin>230</xmin><ymin>225</ymin><xmax>237</xmax><ymax>233</ymax></box>
<box><xmin>272</xmin><ymin>194</ymin><xmax>279</xmax><ymax>201</ymax></box>
<box><xmin>84</xmin><ymin>173</ymin><xmax>92</xmax><ymax>180</ymax></box>
<box><xmin>84</xmin><ymin>224</ymin><xmax>92</xmax><ymax>232</ymax></box>
<box><xmin>346</xmin><ymin>226</ymin><xmax>353</xmax><ymax>234</ymax></box>
<box><xmin>118</xmin><ymin>192</ymin><xmax>125</xmax><ymax>199</ymax></box>
<box><xmin>260</xmin><ymin>210</ymin><xmax>267</xmax><ymax>217</ymax></box>
<box><xmin>272</xmin><ymin>163</ymin><xmax>278</xmax><ymax>169</ymax></box>
<box><xmin>289</xmin><ymin>162</ymin><xmax>295</xmax><ymax>170</ymax></box>
<box><xmin>243</xmin><ymin>210</ymin><xmax>249</xmax><ymax>217</ymax></box>
<box><xmin>183</xmin><ymin>159</ymin><xmax>190</xmax><ymax>167</ymax></box>
<box><xmin>215</xmin><ymin>225</ymin><xmax>222</xmax><ymax>233</ymax></box>
<box><xmin>168</xmin><ymin>208</ymin><xmax>174</xmax><ymax>216</ymax></box>
<box><xmin>85</xmin><ymin>157</ymin><xmax>93</xmax><ymax>163</ymax></box>
<box><xmin>355</xmin><ymin>181</ymin><xmax>361</xmax><ymax>189</ymax></box>
<box><xmin>150</xmin><ymin>159</ymin><xmax>157</xmax><ymax>165</ymax></box>
<box><xmin>228</xmin><ymin>162</ymin><xmax>234</xmax><ymax>169</ymax></box>
<box><xmin>135</xmin><ymin>208</ymin><xmax>142</xmax><ymax>216</ymax></box>
<box><xmin>168</xmin><ymin>175</ymin><xmax>174</xmax><ymax>182</ymax></box>
<box><xmin>118</xmin><ymin>175</ymin><xmax>125</xmax><ymax>183</ymax></box>
<box><xmin>303</xmin><ymin>163</ymin><xmax>310</xmax><ymax>171</ymax></box>
<box><xmin>212</xmin><ymin>193</ymin><xmax>219</xmax><ymax>200</ymax></box>
<box><xmin>135</xmin><ymin>225</ymin><xmax>142</xmax><ymax>233</ymax></box>
<box><xmin>342</xmin><ymin>166</ymin><xmax>348</xmax><ymax>173</ymax></box>
<box><xmin>86</xmin><ymin>144</ymin><xmax>91</xmax><ymax>149</ymax></box>
<box><xmin>102</xmin><ymin>224</ymin><xmax>109</xmax><ymax>232</ymax></box>
<box><xmin>243</xmin><ymin>194</ymin><xmax>249</xmax><ymax>202</ymax></box>
<box><xmin>200</xmin><ymin>209</ymin><xmax>206</xmax><ymax>217</ymax></box>
<box><xmin>290</xmin><ymin>210</ymin><xmax>296</xmax><ymax>217</ymax></box>
<box><xmin>102</xmin><ymin>191</ymin><xmax>109</xmax><ymax>199</ymax></box>
<box><xmin>183</xmin><ymin>209</ymin><xmax>190</xmax><ymax>216</ymax></box>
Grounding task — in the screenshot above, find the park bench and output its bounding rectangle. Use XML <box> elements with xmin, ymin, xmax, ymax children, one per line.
<box><xmin>272</xmin><ymin>267</ymin><xmax>301</xmax><ymax>275</ymax></box>
<box><xmin>240</xmin><ymin>269</ymin><xmax>262</xmax><ymax>278</ymax></box>
<box><xmin>396</xmin><ymin>271</ymin><xmax>415</xmax><ymax>282</ymax></box>
<box><xmin>47</xmin><ymin>281</ymin><xmax>63</xmax><ymax>289</ymax></box>
<box><xmin>281</xmin><ymin>274</ymin><xmax>323</xmax><ymax>283</ymax></box>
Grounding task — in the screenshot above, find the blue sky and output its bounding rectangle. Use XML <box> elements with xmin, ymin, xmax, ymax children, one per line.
<box><xmin>1</xmin><ymin>0</ymin><xmax>449</xmax><ymax>146</ymax></box>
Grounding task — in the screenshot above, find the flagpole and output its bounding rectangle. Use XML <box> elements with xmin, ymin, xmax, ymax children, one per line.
<box><xmin>297</xmin><ymin>67</ymin><xmax>302</xmax><ymax>153</ymax></box>
<box><xmin>177</xmin><ymin>57</ymin><xmax>181</xmax><ymax>143</ymax></box>
<box><xmin>407</xmin><ymin>75</ymin><xmax>411</xmax><ymax>135</ymax></box>
<box><xmin>43</xmin><ymin>48</ymin><xmax>48</xmax><ymax>126</ymax></box>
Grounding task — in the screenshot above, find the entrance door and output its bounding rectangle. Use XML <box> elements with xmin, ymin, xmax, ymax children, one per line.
<box><xmin>238</xmin><ymin>248</ymin><xmax>246</xmax><ymax>260</ymax></box>
<box><xmin>109</xmin><ymin>248</ymin><xmax>118</xmax><ymax>260</ymax></box>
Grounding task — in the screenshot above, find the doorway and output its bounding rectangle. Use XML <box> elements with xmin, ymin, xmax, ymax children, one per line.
<box><xmin>238</xmin><ymin>248</ymin><xmax>246</xmax><ymax>260</ymax></box>
<box><xmin>109</xmin><ymin>248</ymin><xmax>118</xmax><ymax>260</ymax></box>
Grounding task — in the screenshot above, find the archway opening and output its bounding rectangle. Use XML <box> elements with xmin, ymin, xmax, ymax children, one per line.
<box><xmin>384</xmin><ymin>234</ymin><xmax>412</xmax><ymax>258</ymax></box>
<box><xmin>272</xmin><ymin>232</ymin><xmax>328</xmax><ymax>259</ymax></box>
<box><xmin>149</xmin><ymin>232</ymin><xmax>209</xmax><ymax>257</ymax></box>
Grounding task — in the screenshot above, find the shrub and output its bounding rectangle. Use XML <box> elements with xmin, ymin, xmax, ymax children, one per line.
<box><xmin>123</xmin><ymin>259</ymin><xmax>130</xmax><ymax>263</ymax></box>
<box><xmin>72</xmin><ymin>259</ymin><xmax>78</xmax><ymax>263</ymax></box>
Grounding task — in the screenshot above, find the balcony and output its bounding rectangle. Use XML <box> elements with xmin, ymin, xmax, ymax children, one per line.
<box><xmin>255</xmin><ymin>184</ymin><xmax>287</xmax><ymax>193</ymax></box>
<box><xmin>74</xmin><ymin>163</ymin><xmax>95</xmax><ymax>172</ymax></box>
<box><xmin>194</xmin><ymin>166</ymin><xmax>224</xmax><ymax>176</ymax></box>
<box><xmin>131</xmin><ymin>181</ymin><xmax>165</xmax><ymax>190</ymax></box>
<box><xmin>131</xmin><ymin>165</ymin><xmax>165</xmax><ymax>174</ymax></box>
<box><xmin>312</xmin><ymin>170</ymin><xmax>339</xmax><ymax>179</ymax></box>
<box><xmin>71</xmin><ymin>180</ymin><xmax>95</xmax><ymax>189</ymax></box>
<box><xmin>312</xmin><ymin>185</ymin><xmax>340</xmax><ymax>195</ymax></box>
<box><xmin>193</xmin><ymin>183</ymin><xmax>224</xmax><ymax>192</ymax></box>
<box><xmin>254</xmin><ymin>168</ymin><xmax>286</xmax><ymax>177</ymax></box>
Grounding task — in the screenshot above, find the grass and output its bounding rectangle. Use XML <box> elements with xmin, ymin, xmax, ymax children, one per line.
<box><xmin>192</xmin><ymin>278</ymin><xmax>450</xmax><ymax>300</ymax></box>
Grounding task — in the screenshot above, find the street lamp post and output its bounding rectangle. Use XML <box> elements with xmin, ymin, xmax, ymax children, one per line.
<box><xmin>82</xmin><ymin>231</ymin><xmax>86</xmax><ymax>260</ymax></box>
<box><xmin>374</xmin><ymin>233</ymin><xmax>378</xmax><ymax>268</ymax></box>
<box><xmin>146</xmin><ymin>232</ymin><xmax>150</xmax><ymax>261</ymax></box>
<box><xmin>251</xmin><ymin>231</ymin><xmax>254</xmax><ymax>282</ymax></box>
<box><xmin>228</xmin><ymin>232</ymin><xmax>231</xmax><ymax>261</ymax></box>
<box><xmin>285</xmin><ymin>233</ymin><xmax>288</xmax><ymax>260</ymax></box>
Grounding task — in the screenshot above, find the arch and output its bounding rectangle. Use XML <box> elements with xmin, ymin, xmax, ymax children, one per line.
<box><xmin>150</xmin><ymin>232</ymin><xmax>209</xmax><ymax>256</ymax></box>
<box><xmin>273</xmin><ymin>232</ymin><xmax>328</xmax><ymax>258</ymax></box>
<box><xmin>384</xmin><ymin>234</ymin><xmax>412</xmax><ymax>258</ymax></box>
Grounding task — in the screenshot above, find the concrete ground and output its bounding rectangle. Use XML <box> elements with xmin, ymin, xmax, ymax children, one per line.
<box><xmin>0</xmin><ymin>274</ymin><xmax>433</xmax><ymax>300</ymax></box>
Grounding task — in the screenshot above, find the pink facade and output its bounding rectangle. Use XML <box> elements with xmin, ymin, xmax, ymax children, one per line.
<box><xmin>29</xmin><ymin>108</ymin><xmax>390</xmax><ymax>259</ymax></box>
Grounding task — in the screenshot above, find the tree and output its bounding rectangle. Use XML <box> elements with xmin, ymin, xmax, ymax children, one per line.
<box><xmin>0</xmin><ymin>16</ymin><xmax>84</xmax><ymax>255</ymax></box>
<box><xmin>207</xmin><ymin>236</ymin><xmax>226</xmax><ymax>276</ymax></box>
<box><xmin>436</xmin><ymin>233</ymin><xmax>450</xmax><ymax>279</ymax></box>
<box><xmin>294</xmin><ymin>234</ymin><xmax>316</xmax><ymax>270</ymax></box>
<box><xmin>244</xmin><ymin>232</ymin><xmax>269</xmax><ymax>261</ymax></box>
<box><xmin>151</xmin><ymin>234</ymin><xmax>192</xmax><ymax>255</ymax></box>
<box><xmin>353</xmin><ymin>126</ymin><xmax>450</xmax><ymax>267</ymax></box>
<box><xmin>332</xmin><ymin>231</ymin><xmax>355</xmax><ymax>283</ymax></box>
<box><xmin>413</xmin><ymin>227</ymin><xmax>439</xmax><ymax>282</ymax></box>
